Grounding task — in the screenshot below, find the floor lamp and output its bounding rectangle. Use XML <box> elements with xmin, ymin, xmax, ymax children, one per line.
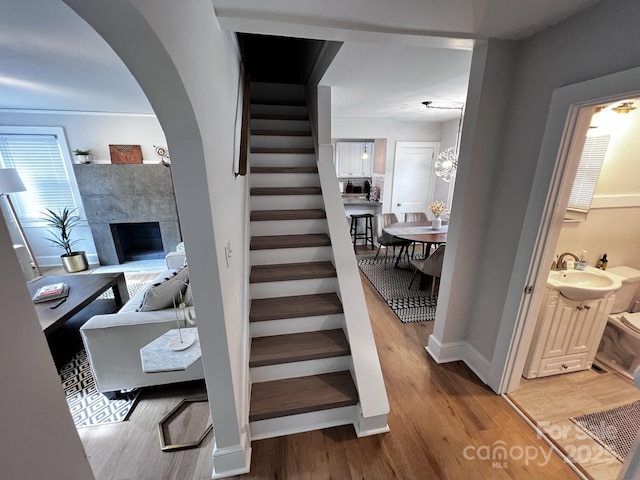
<box><xmin>0</xmin><ymin>168</ymin><xmax>41</xmax><ymax>276</ymax></box>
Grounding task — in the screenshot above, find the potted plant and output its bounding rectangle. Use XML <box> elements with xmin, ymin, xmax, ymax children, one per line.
<box><xmin>42</xmin><ymin>207</ymin><xmax>89</xmax><ymax>272</ymax></box>
<box><xmin>428</xmin><ymin>201</ymin><xmax>448</xmax><ymax>230</ymax></box>
<box><xmin>73</xmin><ymin>148</ymin><xmax>93</xmax><ymax>164</ymax></box>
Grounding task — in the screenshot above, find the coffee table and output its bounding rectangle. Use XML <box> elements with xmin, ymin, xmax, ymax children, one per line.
<box><xmin>27</xmin><ymin>272</ymin><xmax>129</xmax><ymax>336</ymax></box>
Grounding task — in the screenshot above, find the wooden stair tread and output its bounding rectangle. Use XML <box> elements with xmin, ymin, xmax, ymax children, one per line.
<box><xmin>250</xmin><ymin>261</ymin><xmax>336</xmax><ymax>283</ymax></box>
<box><xmin>250</xmin><ymin>187</ymin><xmax>321</xmax><ymax>196</ymax></box>
<box><xmin>250</xmin><ymin>292</ymin><xmax>342</xmax><ymax>322</ymax></box>
<box><xmin>251</xmin><ymin>130</ymin><xmax>312</xmax><ymax>137</ymax></box>
<box><xmin>250</xmin><ymin>209</ymin><xmax>326</xmax><ymax>221</ymax></box>
<box><xmin>251</xmin><ymin>113</ymin><xmax>308</xmax><ymax>121</ymax></box>
<box><xmin>249</xmin><ymin>329</ymin><xmax>350</xmax><ymax>367</ymax></box>
<box><xmin>250</xmin><ymin>233</ymin><xmax>331</xmax><ymax>250</ymax></box>
<box><xmin>251</xmin><ymin>147</ymin><xmax>315</xmax><ymax>154</ymax></box>
<box><xmin>251</xmin><ymin>167</ymin><xmax>318</xmax><ymax>174</ymax></box>
<box><xmin>252</xmin><ymin>99</ymin><xmax>306</xmax><ymax>106</ymax></box>
<box><xmin>249</xmin><ymin>371</ymin><xmax>358</xmax><ymax>422</ymax></box>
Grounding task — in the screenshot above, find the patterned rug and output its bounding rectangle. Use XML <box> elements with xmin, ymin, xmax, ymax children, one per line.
<box><xmin>97</xmin><ymin>280</ymin><xmax>150</xmax><ymax>300</ymax></box>
<box><xmin>570</xmin><ymin>400</ymin><xmax>640</xmax><ymax>462</ymax></box>
<box><xmin>357</xmin><ymin>254</ymin><xmax>437</xmax><ymax>323</ymax></box>
<box><xmin>59</xmin><ymin>349</ymin><xmax>139</xmax><ymax>427</ymax></box>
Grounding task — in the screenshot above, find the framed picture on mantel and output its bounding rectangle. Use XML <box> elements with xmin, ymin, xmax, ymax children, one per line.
<box><xmin>109</xmin><ymin>144</ymin><xmax>143</xmax><ymax>164</ymax></box>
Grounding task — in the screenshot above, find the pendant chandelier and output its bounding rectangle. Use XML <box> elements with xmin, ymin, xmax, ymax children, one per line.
<box><xmin>424</xmin><ymin>102</ymin><xmax>464</xmax><ymax>182</ymax></box>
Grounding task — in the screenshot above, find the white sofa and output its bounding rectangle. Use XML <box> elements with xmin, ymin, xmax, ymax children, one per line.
<box><xmin>80</xmin><ymin>269</ymin><xmax>204</xmax><ymax>396</ymax></box>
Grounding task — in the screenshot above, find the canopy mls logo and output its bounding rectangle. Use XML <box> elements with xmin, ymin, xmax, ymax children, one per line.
<box><xmin>462</xmin><ymin>441</ymin><xmax>555</xmax><ymax>468</ymax></box>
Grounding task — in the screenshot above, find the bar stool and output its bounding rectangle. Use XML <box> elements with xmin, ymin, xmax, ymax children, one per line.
<box><xmin>349</xmin><ymin>213</ymin><xmax>374</xmax><ymax>251</ymax></box>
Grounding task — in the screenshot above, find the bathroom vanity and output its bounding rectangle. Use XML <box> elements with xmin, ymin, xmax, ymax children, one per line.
<box><xmin>523</xmin><ymin>267</ymin><xmax>622</xmax><ymax>379</ymax></box>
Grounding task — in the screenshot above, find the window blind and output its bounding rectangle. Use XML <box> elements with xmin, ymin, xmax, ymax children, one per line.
<box><xmin>567</xmin><ymin>135</ymin><xmax>610</xmax><ymax>213</ymax></box>
<box><xmin>0</xmin><ymin>134</ymin><xmax>77</xmax><ymax>221</ymax></box>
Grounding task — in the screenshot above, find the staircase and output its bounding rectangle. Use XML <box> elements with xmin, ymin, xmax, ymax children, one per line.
<box><xmin>248</xmin><ymin>83</ymin><xmax>360</xmax><ymax>439</ymax></box>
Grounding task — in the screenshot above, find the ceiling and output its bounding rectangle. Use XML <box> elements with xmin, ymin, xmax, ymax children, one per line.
<box><xmin>0</xmin><ymin>0</ymin><xmax>600</xmax><ymax>121</ymax></box>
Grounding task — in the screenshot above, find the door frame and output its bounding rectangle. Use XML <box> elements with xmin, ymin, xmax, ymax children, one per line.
<box><xmin>390</xmin><ymin>141</ymin><xmax>440</xmax><ymax>218</ymax></box>
<box><xmin>492</xmin><ymin>65</ymin><xmax>640</xmax><ymax>394</ymax></box>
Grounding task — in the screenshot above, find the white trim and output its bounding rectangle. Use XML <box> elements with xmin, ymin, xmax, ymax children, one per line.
<box><xmin>590</xmin><ymin>194</ymin><xmax>640</xmax><ymax>209</ymax></box>
<box><xmin>0</xmin><ymin>108</ymin><xmax>156</xmax><ymax>117</ymax></box>
<box><xmin>211</xmin><ymin>431</ymin><xmax>251</xmax><ymax>479</ymax></box>
<box><xmin>426</xmin><ymin>335</ymin><xmax>491</xmax><ymax>384</ymax></box>
<box><xmin>250</xmin><ymin>406</ymin><xmax>357</xmax><ymax>440</ymax></box>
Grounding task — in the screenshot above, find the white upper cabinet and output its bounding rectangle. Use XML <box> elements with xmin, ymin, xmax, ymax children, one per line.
<box><xmin>335</xmin><ymin>141</ymin><xmax>373</xmax><ymax>177</ymax></box>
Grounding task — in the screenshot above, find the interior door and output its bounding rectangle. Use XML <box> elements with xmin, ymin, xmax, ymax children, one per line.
<box><xmin>391</xmin><ymin>142</ymin><xmax>438</xmax><ymax>219</ymax></box>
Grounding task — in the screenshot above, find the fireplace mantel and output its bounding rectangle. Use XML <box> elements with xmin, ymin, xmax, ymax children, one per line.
<box><xmin>74</xmin><ymin>164</ymin><xmax>181</xmax><ymax>265</ymax></box>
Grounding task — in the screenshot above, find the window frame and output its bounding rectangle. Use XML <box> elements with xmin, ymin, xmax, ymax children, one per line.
<box><xmin>0</xmin><ymin>126</ymin><xmax>86</xmax><ymax>226</ymax></box>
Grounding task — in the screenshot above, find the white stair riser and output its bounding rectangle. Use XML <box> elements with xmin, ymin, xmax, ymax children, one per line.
<box><xmin>251</xmin><ymin>82</ymin><xmax>305</xmax><ymax>101</ymax></box>
<box><xmin>250</xmin><ymin>153</ymin><xmax>316</xmax><ymax>168</ymax></box>
<box><xmin>250</xmin><ymin>405</ymin><xmax>356</xmax><ymax>441</ymax></box>
<box><xmin>250</xmin><ymin>277</ymin><xmax>339</xmax><ymax>299</ymax></box>
<box><xmin>251</xmin><ymin>119</ymin><xmax>311</xmax><ymax>131</ymax></box>
<box><xmin>250</xmin><ymin>313</ymin><xmax>345</xmax><ymax>338</ymax></box>
<box><xmin>250</xmin><ymin>194</ymin><xmax>324</xmax><ymax>211</ymax></box>
<box><xmin>250</xmin><ymin>246</ymin><xmax>333</xmax><ymax>266</ymax></box>
<box><xmin>251</xmin><ymin>135</ymin><xmax>313</xmax><ymax>149</ymax></box>
<box><xmin>250</xmin><ymin>173</ymin><xmax>320</xmax><ymax>188</ymax></box>
<box><xmin>250</xmin><ymin>356</ymin><xmax>351</xmax><ymax>383</ymax></box>
<box><xmin>251</xmin><ymin>104</ymin><xmax>307</xmax><ymax>116</ymax></box>
<box><xmin>250</xmin><ymin>219</ymin><xmax>327</xmax><ymax>236</ymax></box>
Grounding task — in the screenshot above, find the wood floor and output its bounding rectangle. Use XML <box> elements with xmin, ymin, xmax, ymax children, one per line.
<box><xmin>73</xmin><ymin>267</ymin><xmax>577</xmax><ymax>480</ymax></box>
<box><xmin>509</xmin><ymin>366</ymin><xmax>640</xmax><ymax>480</ymax></box>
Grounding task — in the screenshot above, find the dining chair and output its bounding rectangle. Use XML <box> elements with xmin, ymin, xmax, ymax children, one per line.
<box><xmin>374</xmin><ymin>213</ymin><xmax>412</xmax><ymax>263</ymax></box>
<box><xmin>404</xmin><ymin>212</ymin><xmax>428</xmax><ymax>257</ymax></box>
<box><xmin>408</xmin><ymin>244</ymin><xmax>446</xmax><ymax>303</ymax></box>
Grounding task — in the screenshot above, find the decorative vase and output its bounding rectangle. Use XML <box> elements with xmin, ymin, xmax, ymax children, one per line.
<box><xmin>75</xmin><ymin>154</ymin><xmax>93</xmax><ymax>164</ymax></box>
<box><xmin>61</xmin><ymin>251</ymin><xmax>89</xmax><ymax>272</ymax></box>
<box><xmin>432</xmin><ymin>217</ymin><xmax>442</xmax><ymax>230</ymax></box>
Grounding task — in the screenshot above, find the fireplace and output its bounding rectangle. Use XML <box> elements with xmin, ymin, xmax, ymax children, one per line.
<box><xmin>111</xmin><ymin>222</ymin><xmax>164</xmax><ymax>263</ymax></box>
<box><xmin>74</xmin><ymin>164</ymin><xmax>182</xmax><ymax>265</ymax></box>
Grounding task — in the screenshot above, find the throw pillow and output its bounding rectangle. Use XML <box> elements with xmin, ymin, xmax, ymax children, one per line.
<box><xmin>183</xmin><ymin>281</ymin><xmax>194</xmax><ymax>307</ymax></box>
<box><xmin>137</xmin><ymin>266</ymin><xmax>189</xmax><ymax>312</ymax></box>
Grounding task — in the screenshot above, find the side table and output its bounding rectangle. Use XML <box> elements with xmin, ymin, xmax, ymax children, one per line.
<box><xmin>140</xmin><ymin>328</ymin><xmax>212</xmax><ymax>451</ymax></box>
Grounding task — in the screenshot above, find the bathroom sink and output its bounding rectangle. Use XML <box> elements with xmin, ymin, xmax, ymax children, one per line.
<box><xmin>548</xmin><ymin>267</ymin><xmax>622</xmax><ymax>301</ymax></box>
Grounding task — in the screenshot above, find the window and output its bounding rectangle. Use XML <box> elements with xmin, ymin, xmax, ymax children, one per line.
<box><xmin>567</xmin><ymin>134</ymin><xmax>610</xmax><ymax>216</ymax></box>
<box><xmin>0</xmin><ymin>128</ymin><xmax>80</xmax><ymax>222</ymax></box>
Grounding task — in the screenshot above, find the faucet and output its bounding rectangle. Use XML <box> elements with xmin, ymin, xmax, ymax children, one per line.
<box><xmin>556</xmin><ymin>252</ymin><xmax>579</xmax><ymax>271</ymax></box>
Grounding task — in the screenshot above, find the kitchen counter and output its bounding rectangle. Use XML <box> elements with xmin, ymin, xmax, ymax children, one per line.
<box><xmin>342</xmin><ymin>196</ymin><xmax>382</xmax><ymax>206</ymax></box>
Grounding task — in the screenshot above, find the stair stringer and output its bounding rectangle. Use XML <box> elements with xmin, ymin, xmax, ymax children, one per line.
<box><xmin>316</xmin><ymin>143</ymin><xmax>390</xmax><ymax>437</ymax></box>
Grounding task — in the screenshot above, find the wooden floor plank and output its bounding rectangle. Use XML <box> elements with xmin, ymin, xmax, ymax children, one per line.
<box><xmin>250</xmin><ymin>209</ymin><xmax>326</xmax><ymax>221</ymax></box>
<box><xmin>250</xmin><ymin>261</ymin><xmax>336</xmax><ymax>283</ymax></box>
<box><xmin>250</xmin><ymin>292</ymin><xmax>343</xmax><ymax>322</ymax></box>
<box><xmin>249</xmin><ymin>371</ymin><xmax>358</xmax><ymax>422</ymax></box>
<box><xmin>250</xmin><ymin>233</ymin><xmax>330</xmax><ymax>250</ymax></box>
<box><xmin>250</xmin><ymin>329</ymin><xmax>350</xmax><ymax>367</ymax></box>
<box><xmin>250</xmin><ymin>186</ymin><xmax>321</xmax><ymax>196</ymax></box>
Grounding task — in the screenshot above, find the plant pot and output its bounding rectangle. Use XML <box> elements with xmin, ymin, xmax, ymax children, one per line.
<box><xmin>432</xmin><ymin>217</ymin><xmax>442</xmax><ymax>230</ymax></box>
<box><xmin>61</xmin><ymin>251</ymin><xmax>89</xmax><ymax>273</ymax></box>
<box><xmin>75</xmin><ymin>154</ymin><xmax>93</xmax><ymax>164</ymax></box>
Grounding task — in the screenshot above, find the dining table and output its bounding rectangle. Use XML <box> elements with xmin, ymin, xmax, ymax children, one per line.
<box><xmin>383</xmin><ymin>220</ymin><xmax>448</xmax><ymax>268</ymax></box>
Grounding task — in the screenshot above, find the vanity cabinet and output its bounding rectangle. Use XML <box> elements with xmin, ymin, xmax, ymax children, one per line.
<box><xmin>335</xmin><ymin>142</ymin><xmax>373</xmax><ymax>177</ymax></box>
<box><xmin>523</xmin><ymin>286</ymin><xmax>615</xmax><ymax>378</ymax></box>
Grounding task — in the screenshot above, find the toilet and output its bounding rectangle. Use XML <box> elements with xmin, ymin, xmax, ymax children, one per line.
<box><xmin>596</xmin><ymin>266</ymin><xmax>640</xmax><ymax>379</ymax></box>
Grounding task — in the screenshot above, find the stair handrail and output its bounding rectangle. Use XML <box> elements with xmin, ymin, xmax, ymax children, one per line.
<box><xmin>237</xmin><ymin>69</ymin><xmax>250</xmax><ymax>177</ymax></box>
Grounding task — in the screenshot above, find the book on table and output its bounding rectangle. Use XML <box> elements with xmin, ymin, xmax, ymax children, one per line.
<box><xmin>33</xmin><ymin>283</ymin><xmax>70</xmax><ymax>303</ymax></box>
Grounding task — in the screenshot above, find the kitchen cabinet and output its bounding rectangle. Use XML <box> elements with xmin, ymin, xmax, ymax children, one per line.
<box><xmin>523</xmin><ymin>286</ymin><xmax>615</xmax><ymax>378</ymax></box>
<box><xmin>336</xmin><ymin>142</ymin><xmax>373</xmax><ymax>177</ymax></box>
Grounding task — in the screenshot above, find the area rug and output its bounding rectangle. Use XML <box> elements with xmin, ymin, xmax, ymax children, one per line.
<box><xmin>570</xmin><ymin>400</ymin><xmax>640</xmax><ymax>462</ymax></box>
<box><xmin>97</xmin><ymin>280</ymin><xmax>151</xmax><ymax>300</ymax></box>
<box><xmin>357</xmin><ymin>254</ymin><xmax>436</xmax><ymax>323</ymax></box>
<box><xmin>59</xmin><ymin>349</ymin><xmax>139</xmax><ymax>427</ymax></box>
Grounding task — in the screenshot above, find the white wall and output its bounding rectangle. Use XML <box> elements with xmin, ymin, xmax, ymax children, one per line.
<box><xmin>0</xmin><ymin>209</ymin><xmax>95</xmax><ymax>479</ymax></box>
<box><xmin>64</xmin><ymin>0</ymin><xmax>251</xmax><ymax>475</ymax></box>
<box><xmin>434</xmin><ymin>0</ymin><xmax>640</xmax><ymax>390</ymax></box>
<box><xmin>332</xmin><ymin>118</ymin><xmax>441</xmax><ymax>211</ymax></box>
<box><xmin>555</xmin><ymin>108</ymin><xmax>640</xmax><ymax>270</ymax></box>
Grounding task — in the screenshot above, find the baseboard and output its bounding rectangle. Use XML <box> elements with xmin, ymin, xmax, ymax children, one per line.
<box><xmin>212</xmin><ymin>431</ymin><xmax>251</xmax><ymax>479</ymax></box>
<box><xmin>426</xmin><ymin>335</ymin><xmax>491</xmax><ymax>385</ymax></box>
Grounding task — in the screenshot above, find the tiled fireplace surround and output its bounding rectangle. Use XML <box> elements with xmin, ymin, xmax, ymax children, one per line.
<box><xmin>74</xmin><ymin>164</ymin><xmax>181</xmax><ymax>265</ymax></box>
